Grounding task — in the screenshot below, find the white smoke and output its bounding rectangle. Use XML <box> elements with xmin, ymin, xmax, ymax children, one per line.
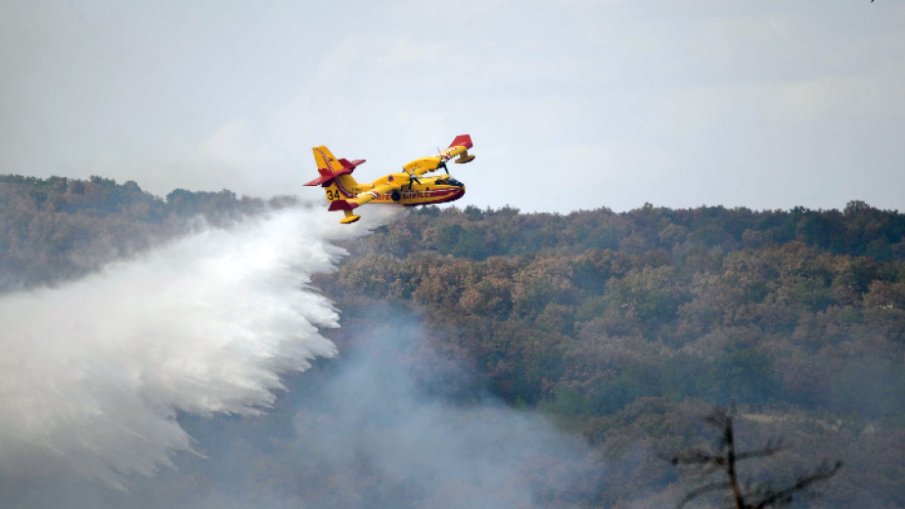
<box><xmin>0</xmin><ymin>205</ymin><xmax>391</xmax><ymax>486</ymax></box>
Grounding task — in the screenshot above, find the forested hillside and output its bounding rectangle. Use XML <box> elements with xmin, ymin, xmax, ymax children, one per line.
<box><xmin>0</xmin><ymin>175</ymin><xmax>293</xmax><ymax>290</ymax></box>
<box><xmin>324</xmin><ymin>203</ymin><xmax>905</xmax><ymax>508</ymax></box>
<box><xmin>2</xmin><ymin>175</ymin><xmax>902</xmax><ymax>507</ymax></box>
<box><xmin>332</xmin><ymin>203</ymin><xmax>905</xmax><ymax>413</ymax></box>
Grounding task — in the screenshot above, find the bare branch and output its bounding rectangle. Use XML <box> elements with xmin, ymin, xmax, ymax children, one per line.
<box><xmin>734</xmin><ymin>444</ymin><xmax>784</xmax><ymax>461</ymax></box>
<box><xmin>750</xmin><ymin>461</ymin><xmax>842</xmax><ymax>509</ymax></box>
<box><xmin>678</xmin><ymin>481</ymin><xmax>732</xmax><ymax>508</ymax></box>
<box><xmin>672</xmin><ymin>449</ymin><xmax>727</xmax><ymax>467</ymax></box>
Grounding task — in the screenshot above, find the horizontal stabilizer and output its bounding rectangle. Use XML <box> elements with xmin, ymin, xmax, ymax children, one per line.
<box><xmin>304</xmin><ymin>166</ymin><xmax>353</xmax><ymax>187</ymax></box>
<box><xmin>339</xmin><ymin>158</ymin><xmax>366</xmax><ymax>171</ymax></box>
<box><xmin>328</xmin><ymin>199</ymin><xmax>359</xmax><ymax>211</ymax></box>
<box><xmin>304</xmin><ymin>174</ymin><xmax>334</xmax><ymax>187</ymax></box>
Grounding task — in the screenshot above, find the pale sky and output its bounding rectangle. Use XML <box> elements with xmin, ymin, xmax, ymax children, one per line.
<box><xmin>2</xmin><ymin>0</ymin><xmax>903</xmax><ymax>213</ymax></box>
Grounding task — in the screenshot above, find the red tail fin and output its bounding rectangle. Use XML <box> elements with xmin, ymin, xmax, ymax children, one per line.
<box><xmin>449</xmin><ymin>134</ymin><xmax>473</xmax><ymax>149</ymax></box>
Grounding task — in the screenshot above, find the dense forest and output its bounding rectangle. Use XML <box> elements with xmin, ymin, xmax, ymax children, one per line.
<box><xmin>1</xmin><ymin>175</ymin><xmax>903</xmax><ymax>508</ymax></box>
<box><xmin>323</xmin><ymin>202</ymin><xmax>905</xmax><ymax>508</ymax></box>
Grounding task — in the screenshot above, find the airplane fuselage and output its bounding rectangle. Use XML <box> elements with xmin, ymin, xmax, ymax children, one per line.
<box><xmin>333</xmin><ymin>173</ymin><xmax>465</xmax><ymax>207</ymax></box>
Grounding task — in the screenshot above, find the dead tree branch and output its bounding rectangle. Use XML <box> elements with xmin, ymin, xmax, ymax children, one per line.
<box><xmin>671</xmin><ymin>407</ymin><xmax>841</xmax><ymax>509</ymax></box>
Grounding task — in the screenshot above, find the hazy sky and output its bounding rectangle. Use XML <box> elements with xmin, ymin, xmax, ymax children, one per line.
<box><xmin>2</xmin><ymin>0</ymin><xmax>903</xmax><ymax>213</ymax></box>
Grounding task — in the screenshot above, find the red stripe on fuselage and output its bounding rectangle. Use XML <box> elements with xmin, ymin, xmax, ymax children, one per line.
<box><xmin>334</xmin><ymin>177</ymin><xmax>356</xmax><ymax>198</ymax></box>
<box><xmin>390</xmin><ymin>187</ymin><xmax>464</xmax><ymax>206</ymax></box>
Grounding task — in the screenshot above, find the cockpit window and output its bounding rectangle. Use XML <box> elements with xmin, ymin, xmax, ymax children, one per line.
<box><xmin>435</xmin><ymin>177</ymin><xmax>464</xmax><ymax>187</ymax></box>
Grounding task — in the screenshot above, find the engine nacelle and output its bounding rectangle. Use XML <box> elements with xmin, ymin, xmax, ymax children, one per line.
<box><xmin>455</xmin><ymin>151</ymin><xmax>475</xmax><ymax>164</ymax></box>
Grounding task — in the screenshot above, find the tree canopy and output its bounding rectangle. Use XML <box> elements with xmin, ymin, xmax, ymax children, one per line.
<box><xmin>2</xmin><ymin>175</ymin><xmax>902</xmax><ymax>508</ymax></box>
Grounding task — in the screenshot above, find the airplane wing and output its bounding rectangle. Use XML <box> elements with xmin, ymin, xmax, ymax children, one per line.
<box><xmin>402</xmin><ymin>134</ymin><xmax>475</xmax><ymax>178</ymax></box>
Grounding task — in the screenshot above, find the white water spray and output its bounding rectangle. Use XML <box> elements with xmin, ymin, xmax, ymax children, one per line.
<box><xmin>0</xmin><ymin>205</ymin><xmax>390</xmax><ymax>485</ymax></box>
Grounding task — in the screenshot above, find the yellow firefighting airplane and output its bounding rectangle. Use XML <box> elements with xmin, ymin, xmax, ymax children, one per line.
<box><xmin>305</xmin><ymin>134</ymin><xmax>476</xmax><ymax>224</ymax></box>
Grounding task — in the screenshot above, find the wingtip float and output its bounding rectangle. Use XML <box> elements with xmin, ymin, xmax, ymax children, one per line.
<box><xmin>304</xmin><ymin>134</ymin><xmax>476</xmax><ymax>224</ymax></box>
